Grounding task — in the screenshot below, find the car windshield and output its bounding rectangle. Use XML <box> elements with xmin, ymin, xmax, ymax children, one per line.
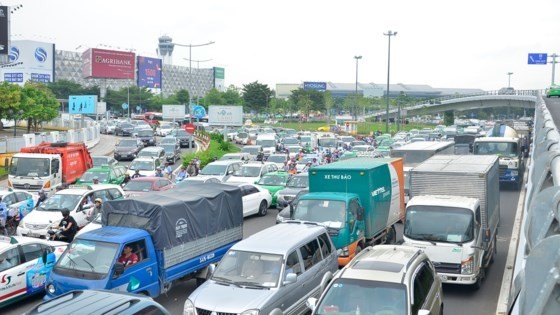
<box><xmin>352</xmin><ymin>146</ymin><xmax>369</xmax><ymax>152</ymax></box>
<box><xmin>92</xmin><ymin>157</ymin><xmax>110</xmax><ymax>167</ymax></box>
<box><xmin>200</xmin><ymin>164</ymin><xmax>227</xmax><ymax>176</ymax></box>
<box><xmin>258</xmin><ymin>174</ymin><xmax>288</xmax><ymax>186</ymax></box>
<box><xmin>120</xmin><ymin>124</ymin><xmax>133</xmax><ymax>129</ymax></box>
<box><xmin>267</xmin><ymin>155</ymin><xmax>286</xmax><ymax>163</ymax></box>
<box><xmin>293</xmin><ymin>199</ymin><xmax>346</xmax><ymax>229</ymax></box>
<box><xmin>161</xmin><ymin>145</ymin><xmax>175</xmax><ymax>154</ymax></box>
<box><xmin>315</xmin><ymin>278</ymin><xmax>407</xmax><ymax>315</ymax></box>
<box><xmin>129</xmin><ymin>160</ymin><xmax>155</xmax><ymax>171</ymax></box>
<box><xmin>123</xmin><ymin>181</ymin><xmax>153</xmax><ymax>192</ymax></box>
<box><xmin>237</xmin><ymin>132</ymin><xmax>248</xmax><ymax>138</ymax></box>
<box><xmin>318</xmin><ymin>138</ymin><xmax>337</xmax><ymax>147</ymax></box>
<box><xmin>9</xmin><ymin>157</ymin><xmax>50</xmax><ymax>177</ymax></box>
<box><xmin>404</xmin><ymin>205</ymin><xmax>475</xmax><ymax>243</ymax></box>
<box><xmin>286</xmin><ymin>175</ymin><xmax>309</xmax><ymax>188</ymax></box>
<box><xmin>283</xmin><ymin>138</ymin><xmax>299</xmax><ymax>145</ymax></box>
<box><xmin>138</xmin><ymin>150</ymin><xmax>160</xmax><ymax>158</ymax></box>
<box><xmin>117</xmin><ymin>140</ymin><xmax>138</xmax><ymax>147</ymax></box>
<box><xmin>176</xmin><ymin>130</ymin><xmax>189</xmax><ymax>137</ymax></box>
<box><xmin>256</xmin><ymin>139</ymin><xmax>276</xmax><ymax>147</ymax></box>
<box><xmin>300</xmin><ymin>136</ymin><xmax>311</xmax><ymax>142</ymax></box>
<box><xmin>474</xmin><ymin>142</ymin><xmax>517</xmax><ymax>157</ymax></box>
<box><xmin>212</xmin><ymin>250</ymin><xmax>283</xmax><ymax>288</ymax></box>
<box><xmin>80</xmin><ymin>171</ymin><xmax>109</xmax><ymax>183</ymax></box>
<box><xmin>55</xmin><ymin>239</ymin><xmax>120</xmax><ymax>277</ymax></box>
<box><xmin>138</xmin><ymin>130</ymin><xmax>153</xmax><ymax>137</ymax></box>
<box><xmin>39</xmin><ymin>194</ymin><xmax>81</xmax><ymax>211</ymax></box>
<box><xmin>233</xmin><ymin>165</ymin><xmax>261</xmax><ymax>177</ymax></box>
<box><xmin>242</xmin><ymin>147</ymin><xmax>260</xmax><ymax>155</ymax></box>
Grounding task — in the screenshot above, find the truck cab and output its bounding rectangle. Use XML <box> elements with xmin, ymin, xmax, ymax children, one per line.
<box><xmin>473</xmin><ymin>136</ymin><xmax>523</xmax><ymax>189</ymax></box>
<box><xmin>9</xmin><ymin>153</ymin><xmax>61</xmax><ymax>195</ymax></box>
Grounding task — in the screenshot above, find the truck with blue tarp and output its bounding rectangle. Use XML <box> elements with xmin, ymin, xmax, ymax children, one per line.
<box><xmin>44</xmin><ymin>183</ymin><xmax>243</xmax><ymax>299</ymax></box>
<box><xmin>290</xmin><ymin>158</ymin><xmax>405</xmax><ymax>266</ymax></box>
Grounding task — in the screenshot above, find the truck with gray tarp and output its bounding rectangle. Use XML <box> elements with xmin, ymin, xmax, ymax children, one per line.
<box><xmin>44</xmin><ymin>183</ymin><xmax>244</xmax><ymax>299</ymax></box>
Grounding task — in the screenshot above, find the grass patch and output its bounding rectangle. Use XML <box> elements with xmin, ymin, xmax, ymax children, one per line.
<box><xmin>182</xmin><ymin>132</ymin><xmax>240</xmax><ymax>169</ymax></box>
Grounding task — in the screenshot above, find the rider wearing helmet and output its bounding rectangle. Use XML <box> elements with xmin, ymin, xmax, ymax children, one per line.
<box><xmin>52</xmin><ymin>208</ymin><xmax>78</xmax><ymax>242</ymax></box>
<box><xmin>35</xmin><ymin>189</ymin><xmax>48</xmax><ymax>209</ymax></box>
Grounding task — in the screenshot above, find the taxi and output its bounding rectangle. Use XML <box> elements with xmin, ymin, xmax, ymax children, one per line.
<box><xmin>0</xmin><ymin>236</ymin><xmax>67</xmax><ymax>308</ymax></box>
<box><xmin>76</xmin><ymin>165</ymin><xmax>128</xmax><ymax>186</ymax></box>
<box><xmin>255</xmin><ymin>171</ymin><xmax>291</xmax><ymax>207</ymax></box>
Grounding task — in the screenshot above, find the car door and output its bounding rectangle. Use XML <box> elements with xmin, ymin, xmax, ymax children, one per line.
<box><xmin>290</xmin><ymin>240</ymin><xmax>323</xmax><ymax>312</ymax></box>
<box><xmin>276</xmin><ymin>250</ymin><xmax>305</xmax><ymax>313</ymax></box>
<box><xmin>19</xmin><ymin>242</ymin><xmax>57</xmax><ymax>295</ymax></box>
<box><xmin>109</xmin><ymin>239</ymin><xmax>158</xmax><ymax>295</ymax></box>
<box><xmin>412</xmin><ymin>261</ymin><xmax>441</xmax><ymax>314</ymax></box>
<box><xmin>241</xmin><ymin>185</ymin><xmax>259</xmax><ymax>217</ymax></box>
<box><xmin>0</xmin><ymin>246</ymin><xmax>25</xmax><ymax>304</ymax></box>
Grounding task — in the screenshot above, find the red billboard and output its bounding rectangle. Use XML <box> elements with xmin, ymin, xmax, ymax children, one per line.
<box><xmin>82</xmin><ymin>48</ymin><xmax>135</xmax><ymax>79</ymax></box>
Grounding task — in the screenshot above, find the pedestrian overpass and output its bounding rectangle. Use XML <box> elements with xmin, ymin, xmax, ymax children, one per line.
<box><xmin>368</xmin><ymin>90</ymin><xmax>538</xmax><ymax>119</ymax></box>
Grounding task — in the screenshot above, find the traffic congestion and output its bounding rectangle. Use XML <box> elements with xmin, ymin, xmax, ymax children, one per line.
<box><xmin>0</xmin><ymin>111</ymin><xmax>533</xmax><ymax>314</ymax></box>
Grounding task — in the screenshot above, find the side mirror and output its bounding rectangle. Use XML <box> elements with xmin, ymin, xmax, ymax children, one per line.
<box><xmin>206</xmin><ymin>264</ymin><xmax>216</xmax><ymax>280</ymax></box>
<box><xmin>306</xmin><ymin>297</ymin><xmax>318</xmax><ymax>312</ymax></box>
<box><xmin>283</xmin><ymin>273</ymin><xmax>297</xmax><ymax>285</ymax></box>
<box><xmin>41</xmin><ymin>248</ymin><xmax>53</xmax><ymax>265</ymax></box>
<box><xmin>289</xmin><ymin>204</ymin><xmax>294</xmax><ymax>219</ymax></box>
<box><xmin>113</xmin><ymin>262</ymin><xmax>125</xmax><ymax>278</ymax></box>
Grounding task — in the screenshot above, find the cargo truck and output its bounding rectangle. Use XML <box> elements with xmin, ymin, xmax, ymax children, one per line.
<box><xmin>44</xmin><ymin>183</ymin><xmax>243</xmax><ymax>299</ymax></box>
<box><xmin>8</xmin><ymin>142</ymin><xmax>93</xmax><ymax>195</ymax></box>
<box><xmin>403</xmin><ymin>155</ymin><xmax>500</xmax><ymax>289</ymax></box>
<box><xmin>473</xmin><ymin>124</ymin><xmax>525</xmax><ymax>189</ymax></box>
<box><xmin>290</xmin><ymin>158</ymin><xmax>404</xmax><ymax>266</ymax></box>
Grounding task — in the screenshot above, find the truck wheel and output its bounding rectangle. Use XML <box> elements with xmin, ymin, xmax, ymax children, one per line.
<box><xmin>258</xmin><ymin>201</ymin><xmax>268</xmax><ymax>216</ymax></box>
<box><xmin>473</xmin><ymin>267</ymin><xmax>485</xmax><ymax>290</ymax></box>
<box><xmin>490</xmin><ymin>236</ymin><xmax>497</xmax><ymax>264</ymax></box>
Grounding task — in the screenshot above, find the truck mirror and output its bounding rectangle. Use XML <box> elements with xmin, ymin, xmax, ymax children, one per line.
<box><xmin>206</xmin><ymin>264</ymin><xmax>216</xmax><ymax>279</ymax></box>
<box><xmin>283</xmin><ymin>273</ymin><xmax>297</xmax><ymax>285</ymax></box>
<box><xmin>114</xmin><ymin>262</ymin><xmax>125</xmax><ymax>278</ymax></box>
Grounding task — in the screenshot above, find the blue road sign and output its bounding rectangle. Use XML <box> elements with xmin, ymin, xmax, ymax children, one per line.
<box><xmin>528</xmin><ymin>53</ymin><xmax>547</xmax><ymax>65</ymax></box>
<box><xmin>193</xmin><ymin>105</ymin><xmax>206</xmax><ymax>119</ymax></box>
<box><xmin>69</xmin><ymin>95</ymin><xmax>97</xmax><ymax>114</ymax></box>
<box><xmin>121</xmin><ymin>103</ymin><xmax>129</xmax><ymax>109</ymax></box>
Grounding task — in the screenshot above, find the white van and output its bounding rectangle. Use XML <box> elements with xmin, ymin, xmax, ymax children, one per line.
<box><xmin>256</xmin><ymin>134</ymin><xmax>277</xmax><ymax>155</ymax></box>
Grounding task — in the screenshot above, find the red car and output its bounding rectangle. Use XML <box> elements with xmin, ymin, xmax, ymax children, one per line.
<box><xmin>123</xmin><ymin>176</ymin><xmax>175</xmax><ymax>197</ymax></box>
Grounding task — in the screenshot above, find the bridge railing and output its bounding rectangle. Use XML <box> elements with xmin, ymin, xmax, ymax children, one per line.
<box><xmin>411</xmin><ymin>90</ymin><xmax>540</xmax><ymax>108</ymax></box>
<box><xmin>497</xmin><ymin>92</ymin><xmax>560</xmax><ymax>314</ymax></box>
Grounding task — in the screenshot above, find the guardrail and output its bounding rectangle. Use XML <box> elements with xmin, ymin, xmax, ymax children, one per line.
<box><xmin>499</xmin><ymin>92</ymin><xmax>560</xmax><ymax>314</ymax></box>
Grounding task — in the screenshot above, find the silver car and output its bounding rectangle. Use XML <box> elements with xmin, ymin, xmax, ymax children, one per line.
<box><xmin>185</xmin><ymin>222</ymin><xmax>339</xmax><ymax>315</ymax></box>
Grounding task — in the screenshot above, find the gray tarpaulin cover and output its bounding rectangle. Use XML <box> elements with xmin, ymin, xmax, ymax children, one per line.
<box><xmin>102</xmin><ymin>183</ymin><xmax>243</xmax><ymax>250</ymax></box>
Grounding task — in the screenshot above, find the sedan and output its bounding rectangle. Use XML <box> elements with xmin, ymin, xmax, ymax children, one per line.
<box><xmin>91</xmin><ymin>155</ymin><xmax>118</xmax><ymax>167</ymax></box>
<box><xmin>255</xmin><ymin>171</ymin><xmax>291</xmax><ymax>207</ymax></box>
<box><xmin>227</xmin><ymin>182</ymin><xmax>272</xmax><ymax>217</ymax></box>
<box><xmin>122</xmin><ymin>177</ymin><xmax>175</xmax><ymax>197</ymax></box>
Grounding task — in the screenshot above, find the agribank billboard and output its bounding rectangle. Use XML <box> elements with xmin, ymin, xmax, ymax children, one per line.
<box><xmin>1</xmin><ymin>40</ymin><xmax>55</xmax><ymax>84</ymax></box>
<box><xmin>82</xmin><ymin>48</ymin><xmax>135</xmax><ymax>79</ymax></box>
<box><xmin>137</xmin><ymin>56</ymin><xmax>162</xmax><ymax>89</ymax></box>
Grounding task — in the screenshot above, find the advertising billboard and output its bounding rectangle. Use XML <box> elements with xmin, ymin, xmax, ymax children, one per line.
<box><xmin>303</xmin><ymin>82</ymin><xmax>327</xmax><ymax>91</ymax></box>
<box><xmin>82</xmin><ymin>48</ymin><xmax>135</xmax><ymax>79</ymax></box>
<box><xmin>209</xmin><ymin>105</ymin><xmax>243</xmax><ymax>126</ymax></box>
<box><xmin>0</xmin><ymin>40</ymin><xmax>55</xmax><ymax>84</ymax></box>
<box><xmin>138</xmin><ymin>56</ymin><xmax>162</xmax><ymax>89</ymax></box>
<box><xmin>69</xmin><ymin>95</ymin><xmax>98</xmax><ymax>114</ymax></box>
<box><xmin>0</xmin><ymin>6</ymin><xmax>8</xmax><ymax>55</ymax></box>
<box><xmin>162</xmin><ymin>105</ymin><xmax>185</xmax><ymax>119</ymax></box>
<box><xmin>214</xmin><ymin>67</ymin><xmax>225</xmax><ymax>92</ymax></box>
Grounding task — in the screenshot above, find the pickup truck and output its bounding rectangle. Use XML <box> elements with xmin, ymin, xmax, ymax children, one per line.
<box><xmin>44</xmin><ymin>183</ymin><xmax>244</xmax><ymax>299</ymax></box>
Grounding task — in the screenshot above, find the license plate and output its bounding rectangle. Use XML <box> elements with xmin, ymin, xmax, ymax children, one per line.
<box><xmin>439</xmin><ymin>275</ymin><xmax>448</xmax><ymax>281</ymax></box>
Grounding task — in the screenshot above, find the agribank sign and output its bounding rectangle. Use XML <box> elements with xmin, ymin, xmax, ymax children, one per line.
<box><xmin>82</xmin><ymin>48</ymin><xmax>135</xmax><ymax>79</ymax></box>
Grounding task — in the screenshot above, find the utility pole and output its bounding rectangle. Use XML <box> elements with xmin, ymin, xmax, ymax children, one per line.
<box><xmin>550</xmin><ymin>53</ymin><xmax>559</xmax><ymax>85</ymax></box>
<box><xmin>384</xmin><ymin>30</ymin><xmax>397</xmax><ymax>134</ymax></box>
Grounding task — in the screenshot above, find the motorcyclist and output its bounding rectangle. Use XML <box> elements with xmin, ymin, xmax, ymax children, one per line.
<box><xmin>50</xmin><ymin>208</ymin><xmax>78</xmax><ymax>242</ymax></box>
<box><xmin>131</xmin><ymin>169</ymin><xmax>142</xmax><ymax>179</ymax></box>
<box><xmin>176</xmin><ymin>166</ymin><xmax>188</xmax><ymax>182</ymax></box>
<box><xmin>87</xmin><ymin>198</ymin><xmax>102</xmax><ymax>222</ymax></box>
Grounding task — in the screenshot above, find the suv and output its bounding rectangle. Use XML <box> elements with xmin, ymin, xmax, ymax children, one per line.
<box><xmin>114</xmin><ymin>138</ymin><xmax>143</xmax><ymax>161</ymax></box>
<box><xmin>18</xmin><ymin>184</ymin><xmax>125</xmax><ymax>239</ymax></box>
<box><xmin>136</xmin><ymin>128</ymin><xmax>156</xmax><ymax>146</ymax></box>
<box><xmin>307</xmin><ymin>245</ymin><xmax>444</xmax><ymax>315</ymax></box>
<box><xmin>185</xmin><ymin>222</ymin><xmax>339</xmax><ymax>315</ymax></box>
<box><xmin>197</xmin><ymin>160</ymin><xmax>243</xmax><ymax>182</ymax></box>
<box><xmin>137</xmin><ymin>146</ymin><xmax>166</xmax><ymax>166</ymax></box>
<box><xmin>173</xmin><ymin>129</ymin><xmax>195</xmax><ymax>148</ymax></box>
<box><xmin>226</xmin><ymin>161</ymin><xmax>278</xmax><ymax>184</ymax></box>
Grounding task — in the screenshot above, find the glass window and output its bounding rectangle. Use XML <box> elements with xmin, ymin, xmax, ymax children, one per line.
<box><xmin>318</xmin><ymin>233</ymin><xmax>333</xmax><ymax>258</ymax></box>
<box><xmin>21</xmin><ymin>243</ymin><xmax>43</xmax><ymax>261</ymax></box>
<box><xmin>299</xmin><ymin>239</ymin><xmax>322</xmax><ymax>270</ymax></box>
<box><xmin>94</xmin><ymin>190</ymin><xmax>111</xmax><ymax>202</ymax></box>
<box><xmin>412</xmin><ymin>263</ymin><xmax>434</xmax><ymax>313</ymax></box>
<box><xmin>15</xmin><ymin>192</ymin><xmax>31</xmax><ymax>202</ymax></box>
<box><xmin>0</xmin><ymin>247</ymin><xmax>20</xmax><ymax>272</ymax></box>
<box><xmin>212</xmin><ymin>250</ymin><xmax>283</xmax><ymax>288</ymax></box>
<box><xmin>285</xmin><ymin>251</ymin><xmax>302</xmax><ymax>276</ymax></box>
<box><xmin>109</xmin><ymin>188</ymin><xmax>123</xmax><ymax>199</ymax></box>
<box><xmin>2</xmin><ymin>194</ymin><xmax>16</xmax><ymax>206</ymax></box>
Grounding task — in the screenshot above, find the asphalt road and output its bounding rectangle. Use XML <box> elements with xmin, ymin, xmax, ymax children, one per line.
<box><xmin>3</xmin><ymin>134</ymin><xmax>523</xmax><ymax>315</ymax></box>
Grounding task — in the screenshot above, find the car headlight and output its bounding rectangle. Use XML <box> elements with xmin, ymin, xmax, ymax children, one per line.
<box><xmin>240</xmin><ymin>310</ymin><xmax>259</xmax><ymax>315</ymax></box>
<box><xmin>461</xmin><ymin>256</ymin><xmax>475</xmax><ymax>274</ymax></box>
<box><xmin>47</xmin><ymin>283</ymin><xmax>55</xmax><ymax>295</ymax></box>
<box><xmin>183</xmin><ymin>299</ymin><xmax>196</xmax><ymax>315</ymax></box>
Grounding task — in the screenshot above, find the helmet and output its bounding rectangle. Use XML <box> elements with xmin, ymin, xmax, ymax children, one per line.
<box><xmin>61</xmin><ymin>208</ymin><xmax>70</xmax><ymax>217</ymax></box>
<box><xmin>135</xmin><ymin>169</ymin><xmax>140</xmax><ymax>173</ymax></box>
<box><xmin>95</xmin><ymin>198</ymin><xmax>103</xmax><ymax>204</ymax></box>
<box><xmin>39</xmin><ymin>189</ymin><xmax>46</xmax><ymax>195</ymax></box>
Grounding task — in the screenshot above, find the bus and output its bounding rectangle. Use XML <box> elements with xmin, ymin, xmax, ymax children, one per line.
<box><xmin>182</xmin><ymin>114</ymin><xmax>209</xmax><ymax>127</ymax></box>
<box><xmin>133</xmin><ymin>112</ymin><xmax>163</xmax><ymax>126</ymax></box>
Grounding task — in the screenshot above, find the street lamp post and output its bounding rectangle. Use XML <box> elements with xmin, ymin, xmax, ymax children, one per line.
<box><xmin>507</xmin><ymin>72</ymin><xmax>514</xmax><ymax>88</ymax></box>
<box><xmin>384</xmin><ymin>30</ymin><xmax>397</xmax><ymax>133</ymax></box>
<box><xmin>550</xmin><ymin>53</ymin><xmax>559</xmax><ymax>85</ymax></box>
<box><xmin>354</xmin><ymin>56</ymin><xmax>362</xmax><ymax>122</ymax></box>
<box><xmin>173</xmin><ymin>41</ymin><xmax>215</xmax><ymax>108</ymax></box>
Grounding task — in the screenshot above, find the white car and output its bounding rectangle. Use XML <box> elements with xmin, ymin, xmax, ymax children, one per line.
<box><xmin>234</xmin><ymin>132</ymin><xmax>249</xmax><ymax>145</ymax></box>
<box><xmin>0</xmin><ymin>236</ymin><xmax>67</xmax><ymax>307</ymax></box>
<box><xmin>196</xmin><ymin>160</ymin><xmax>244</xmax><ymax>182</ymax></box>
<box><xmin>226</xmin><ymin>162</ymin><xmax>278</xmax><ymax>184</ymax></box>
<box><xmin>18</xmin><ymin>184</ymin><xmax>125</xmax><ymax>239</ymax></box>
<box><xmin>75</xmin><ymin>213</ymin><xmax>102</xmax><ymax>237</ymax></box>
<box><xmin>227</xmin><ymin>182</ymin><xmax>272</xmax><ymax>217</ymax></box>
<box><xmin>0</xmin><ymin>189</ymin><xmax>38</xmax><ymax>217</ymax></box>
<box><xmin>156</xmin><ymin>124</ymin><xmax>175</xmax><ymax>137</ymax></box>
<box><xmin>266</xmin><ymin>154</ymin><xmax>289</xmax><ymax>169</ymax></box>
<box><xmin>126</xmin><ymin>157</ymin><xmax>161</xmax><ymax>177</ymax></box>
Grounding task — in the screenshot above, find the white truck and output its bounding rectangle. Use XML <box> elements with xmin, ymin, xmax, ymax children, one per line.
<box><xmin>403</xmin><ymin>154</ymin><xmax>500</xmax><ymax>289</ymax></box>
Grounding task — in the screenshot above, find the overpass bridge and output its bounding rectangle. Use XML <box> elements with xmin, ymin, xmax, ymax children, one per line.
<box><xmin>368</xmin><ymin>90</ymin><xmax>538</xmax><ymax>119</ymax></box>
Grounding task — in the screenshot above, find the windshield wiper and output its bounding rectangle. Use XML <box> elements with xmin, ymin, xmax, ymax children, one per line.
<box><xmin>82</xmin><ymin>258</ymin><xmax>95</xmax><ymax>272</ymax></box>
<box><xmin>233</xmin><ymin>281</ymin><xmax>269</xmax><ymax>289</ymax></box>
<box><xmin>407</xmin><ymin>233</ymin><xmax>437</xmax><ymax>245</ymax></box>
<box><xmin>212</xmin><ymin>276</ymin><xmax>241</xmax><ymax>287</ymax></box>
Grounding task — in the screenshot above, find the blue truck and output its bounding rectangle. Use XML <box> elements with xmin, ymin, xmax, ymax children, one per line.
<box><xmin>44</xmin><ymin>183</ymin><xmax>244</xmax><ymax>299</ymax></box>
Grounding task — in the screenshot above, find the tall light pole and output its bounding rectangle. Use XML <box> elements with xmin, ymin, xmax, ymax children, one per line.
<box><xmin>384</xmin><ymin>30</ymin><xmax>397</xmax><ymax>133</ymax></box>
<box><xmin>173</xmin><ymin>41</ymin><xmax>215</xmax><ymax>108</ymax></box>
<box><xmin>183</xmin><ymin>58</ymin><xmax>213</xmax><ymax>105</ymax></box>
<box><xmin>549</xmin><ymin>53</ymin><xmax>558</xmax><ymax>85</ymax></box>
<box><xmin>354</xmin><ymin>56</ymin><xmax>362</xmax><ymax>122</ymax></box>
<box><xmin>507</xmin><ymin>72</ymin><xmax>514</xmax><ymax>88</ymax></box>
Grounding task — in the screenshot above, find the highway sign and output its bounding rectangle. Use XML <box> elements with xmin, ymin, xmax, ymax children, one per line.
<box><xmin>528</xmin><ymin>53</ymin><xmax>547</xmax><ymax>65</ymax></box>
<box><xmin>192</xmin><ymin>105</ymin><xmax>206</xmax><ymax>119</ymax></box>
<box><xmin>184</xmin><ymin>123</ymin><xmax>196</xmax><ymax>134</ymax></box>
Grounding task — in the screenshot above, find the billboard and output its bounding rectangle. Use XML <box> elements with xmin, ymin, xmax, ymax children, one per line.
<box><xmin>82</xmin><ymin>48</ymin><xmax>135</xmax><ymax>79</ymax></box>
<box><xmin>0</xmin><ymin>6</ymin><xmax>8</xmax><ymax>55</ymax></box>
<box><xmin>303</xmin><ymin>82</ymin><xmax>327</xmax><ymax>91</ymax></box>
<box><xmin>0</xmin><ymin>40</ymin><xmax>55</xmax><ymax>84</ymax></box>
<box><xmin>214</xmin><ymin>67</ymin><xmax>225</xmax><ymax>92</ymax></box>
<box><xmin>162</xmin><ymin>105</ymin><xmax>185</xmax><ymax>119</ymax></box>
<box><xmin>138</xmin><ymin>56</ymin><xmax>162</xmax><ymax>88</ymax></box>
<box><xmin>69</xmin><ymin>95</ymin><xmax>98</xmax><ymax>114</ymax></box>
<box><xmin>209</xmin><ymin>105</ymin><xmax>243</xmax><ymax>126</ymax></box>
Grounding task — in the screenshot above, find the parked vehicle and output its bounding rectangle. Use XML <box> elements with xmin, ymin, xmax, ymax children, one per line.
<box><xmin>473</xmin><ymin>124</ymin><xmax>525</xmax><ymax>189</ymax></box>
<box><xmin>404</xmin><ymin>154</ymin><xmax>500</xmax><ymax>289</ymax></box>
<box><xmin>114</xmin><ymin>138</ymin><xmax>144</xmax><ymax>161</ymax></box>
<box><xmin>0</xmin><ymin>236</ymin><xmax>68</xmax><ymax>308</ymax></box>
<box><xmin>185</xmin><ymin>222</ymin><xmax>338</xmax><ymax>315</ymax></box>
<box><xmin>26</xmin><ymin>289</ymin><xmax>171</xmax><ymax>315</ymax></box>
<box><xmin>136</xmin><ymin>128</ymin><xmax>156</xmax><ymax>147</ymax></box>
<box><xmin>9</xmin><ymin>142</ymin><xmax>93</xmax><ymax>195</ymax></box>
<box><xmin>122</xmin><ymin>177</ymin><xmax>175</xmax><ymax>197</ymax></box>
<box><xmin>307</xmin><ymin>245</ymin><xmax>444</xmax><ymax>315</ymax></box>
<box><xmin>18</xmin><ymin>184</ymin><xmax>125</xmax><ymax>239</ymax></box>
<box><xmin>291</xmin><ymin>158</ymin><xmax>404</xmax><ymax>266</ymax></box>
<box><xmin>91</xmin><ymin>155</ymin><xmax>118</xmax><ymax>167</ymax></box>
<box><xmin>44</xmin><ymin>184</ymin><xmax>243</xmax><ymax>299</ymax></box>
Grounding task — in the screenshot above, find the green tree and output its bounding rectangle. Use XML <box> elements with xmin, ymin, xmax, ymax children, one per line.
<box><xmin>0</xmin><ymin>82</ymin><xmax>23</xmax><ymax>128</ymax></box>
<box><xmin>176</xmin><ymin>89</ymin><xmax>190</xmax><ymax>105</ymax></box>
<box><xmin>21</xmin><ymin>81</ymin><xmax>60</xmax><ymax>132</ymax></box>
<box><xmin>47</xmin><ymin>79</ymin><xmax>99</xmax><ymax>100</ymax></box>
<box><xmin>223</xmin><ymin>85</ymin><xmax>243</xmax><ymax>105</ymax></box>
<box><xmin>242</xmin><ymin>81</ymin><xmax>272</xmax><ymax>118</ymax></box>
<box><xmin>444</xmin><ymin>110</ymin><xmax>454</xmax><ymax>126</ymax></box>
<box><xmin>204</xmin><ymin>88</ymin><xmax>225</xmax><ymax>105</ymax></box>
<box><xmin>289</xmin><ymin>89</ymin><xmax>325</xmax><ymax>113</ymax></box>
<box><xmin>297</xmin><ymin>94</ymin><xmax>313</xmax><ymax>119</ymax></box>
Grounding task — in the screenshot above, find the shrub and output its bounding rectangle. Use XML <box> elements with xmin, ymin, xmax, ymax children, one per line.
<box><xmin>182</xmin><ymin>131</ymin><xmax>240</xmax><ymax>169</ymax></box>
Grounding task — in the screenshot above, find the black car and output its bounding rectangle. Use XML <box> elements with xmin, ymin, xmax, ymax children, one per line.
<box><xmin>137</xmin><ymin>128</ymin><xmax>156</xmax><ymax>146</ymax></box>
<box><xmin>175</xmin><ymin>130</ymin><xmax>195</xmax><ymax>148</ymax></box>
<box><xmin>114</xmin><ymin>138</ymin><xmax>144</xmax><ymax>161</ymax></box>
<box><xmin>115</xmin><ymin>122</ymin><xmax>134</xmax><ymax>136</ymax></box>
<box><xmin>161</xmin><ymin>144</ymin><xmax>181</xmax><ymax>164</ymax></box>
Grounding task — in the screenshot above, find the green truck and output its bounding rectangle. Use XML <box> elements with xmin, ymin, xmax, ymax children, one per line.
<box><xmin>290</xmin><ymin>158</ymin><xmax>405</xmax><ymax>266</ymax></box>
